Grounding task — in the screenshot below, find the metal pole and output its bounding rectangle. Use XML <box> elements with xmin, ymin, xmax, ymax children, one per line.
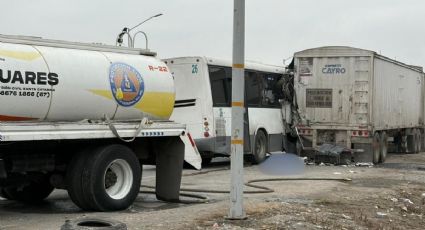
<box><xmin>229</xmin><ymin>0</ymin><xmax>246</xmax><ymax>220</ymax></box>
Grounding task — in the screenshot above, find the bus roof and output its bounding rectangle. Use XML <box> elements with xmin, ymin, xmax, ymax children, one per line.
<box><xmin>163</xmin><ymin>56</ymin><xmax>285</xmax><ymax>74</ymax></box>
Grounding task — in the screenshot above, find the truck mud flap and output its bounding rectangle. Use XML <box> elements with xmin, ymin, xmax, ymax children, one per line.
<box><xmin>154</xmin><ymin>137</ymin><xmax>185</xmax><ymax>202</ymax></box>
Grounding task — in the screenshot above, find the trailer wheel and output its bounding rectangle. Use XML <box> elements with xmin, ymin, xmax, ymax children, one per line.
<box><xmin>372</xmin><ymin>132</ymin><xmax>381</xmax><ymax>164</ymax></box>
<box><xmin>81</xmin><ymin>145</ymin><xmax>141</xmax><ymax>211</ymax></box>
<box><xmin>379</xmin><ymin>132</ymin><xmax>388</xmax><ymax>163</ymax></box>
<box><xmin>415</xmin><ymin>130</ymin><xmax>422</xmax><ymax>153</ymax></box>
<box><xmin>3</xmin><ymin>175</ymin><xmax>54</xmax><ymax>203</ymax></box>
<box><xmin>252</xmin><ymin>130</ymin><xmax>268</xmax><ymax>164</ymax></box>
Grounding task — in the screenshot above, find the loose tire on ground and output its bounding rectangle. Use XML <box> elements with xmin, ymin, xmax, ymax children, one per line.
<box><xmin>379</xmin><ymin>131</ymin><xmax>388</xmax><ymax>163</ymax></box>
<box><xmin>81</xmin><ymin>145</ymin><xmax>141</xmax><ymax>211</ymax></box>
<box><xmin>252</xmin><ymin>130</ymin><xmax>268</xmax><ymax>164</ymax></box>
<box><xmin>372</xmin><ymin>132</ymin><xmax>381</xmax><ymax>164</ymax></box>
<box><xmin>61</xmin><ymin>218</ymin><xmax>127</xmax><ymax>230</ymax></box>
<box><xmin>3</xmin><ymin>175</ymin><xmax>54</xmax><ymax>203</ymax></box>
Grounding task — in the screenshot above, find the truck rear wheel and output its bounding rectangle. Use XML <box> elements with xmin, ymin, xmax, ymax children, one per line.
<box><xmin>66</xmin><ymin>149</ymin><xmax>94</xmax><ymax>210</ymax></box>
<box><xmin>379</xmin><ymin>132</ymin><xmax>388</xmax><ymax>163</ymax></box>
<box><xmin>3</xmin><ymin>175</ymin><xmax>54</xmax><ymax>203</ymax></box>
<box><xmin>81</xmin><ymin>145</ymin><xmax>141</xmax><ymax>211</ymax></box>
<box><xmin>252</xmin><ymin>130</ymin><xmax>267</xmax><ymax>164</ymax></box>
<box><xmin>372</xmin><ymin>132</ymin><xmax>381</xmax><ymax>164</ymax></box>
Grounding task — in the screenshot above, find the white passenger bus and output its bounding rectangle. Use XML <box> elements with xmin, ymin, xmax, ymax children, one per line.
<box><xmin>164</xmin><ymin>57</ymin><xmax>286</xmax><ymax>163</ymax></box>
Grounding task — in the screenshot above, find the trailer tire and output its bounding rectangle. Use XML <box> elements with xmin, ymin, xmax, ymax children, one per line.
<box><xmin>372</xmin><ymin>132</ymin><xmax>381</xmax><ymax>164</ymax></box>
<box><xmin>3</xmin><ymin>175</ymin><xmax>54</xmax><ymax>203</ymax></box>
<box><xmin>81</xmin><ymin>145</ymin><xmax>141</xmax><ymax>211</ymax></box>
<box><xmin>252</xmin><ymin>130</ymin><xmax>268</xmax><ymax>164</ymax></box>
<box><xmin>415</xmin><ymin>130</ymin><xmax>422</xmax><ymax>153</ymax></box>
<box><xmin>66</xmin><ymin>149</ymin><xmax>94</xmax><ymax>210</ymax></box>
<box><xmin>379</xmin><ymin>132</ymin><xmax>388</xmax><ymax>163</ymax></box>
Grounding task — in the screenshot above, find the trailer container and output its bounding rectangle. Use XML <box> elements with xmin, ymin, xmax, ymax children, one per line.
<box><xmin>293</xmin><ymin>46</ymin><xmax>424</xmax><ymax>163</ymax></box>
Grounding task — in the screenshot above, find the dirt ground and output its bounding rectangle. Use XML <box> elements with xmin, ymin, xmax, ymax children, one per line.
<box><xmin>1</xmin><ymin>153</ymin><xmax>425</xmax><ymax>230</ymax></box>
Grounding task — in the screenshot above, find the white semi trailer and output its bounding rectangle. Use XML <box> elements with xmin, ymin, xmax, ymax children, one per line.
<box><xmin>293</xmin><ymin>46</ymin><xmax>424</xmax><ymax>164</ymax></box>
<box><xmin>0</xmin><ymin>35</ymin><xmax>201</xmax><ymax>211</ymax></box>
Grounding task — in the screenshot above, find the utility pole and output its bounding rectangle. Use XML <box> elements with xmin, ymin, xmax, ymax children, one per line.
<box><xmin>229</xmin><ymin>0</ymin><xmax>246</xmax><ymax>220</ymax></box>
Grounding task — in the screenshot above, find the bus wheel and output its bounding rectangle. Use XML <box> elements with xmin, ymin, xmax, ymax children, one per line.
<box><xmin>372</xmin><ymin>132</ymin><xmax>381</xmax><ymax>164</ymax></box>
<box><xmin>252</xmin><ymin>130</ymin><xmax>267</xmax><ymax>164</ymax></box>
<box><xmin>81</xmin><ymin>145</ymin><xmax>141</xmax><ymax>211</ymax></box>
<box><xmin>379</xmin><ymin>132</ymin><xmax>388</xmax><ymax>163</ymax></box>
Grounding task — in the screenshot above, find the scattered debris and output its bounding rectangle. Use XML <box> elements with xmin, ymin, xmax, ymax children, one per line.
<box><xmin>376</xmin><ymin>212</ymin><xmax>388</xmax><ymax>218</ymax></box>
<box><xmin>401</xmin><ymin>198</ymin><xmax>414</xmax><ymax>205</ymax></box>
<box><xmin>342</xmin><ymin>214</ymin><xmax>352</xmax><ymax>220</ymax></box>
<box><xmin>355</xmin><ymin>162</ymin><xmax>374</xmax><ymax>167</ymax></box>
<box><xmin>401</xmin><ymin>206</ymin><xmax>408</xmax><ymax>212</ymax></box>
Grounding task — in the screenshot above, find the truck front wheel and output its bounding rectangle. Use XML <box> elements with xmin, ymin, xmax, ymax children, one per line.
<box><xmin>2</xmin><ymin>174</ymin><xmax>54</xmax><ymax>203</ymax></box>
<box><xmin>81</xmin><ymin>145</ymin><xmax>141</xmax><ymax>211</ymax></box>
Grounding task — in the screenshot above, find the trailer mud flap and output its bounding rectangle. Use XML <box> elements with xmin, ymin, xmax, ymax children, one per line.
<box><xmin>154</xmin><ymin>137</ymin><xmax>185</xmax><ymax>202</ymax></box>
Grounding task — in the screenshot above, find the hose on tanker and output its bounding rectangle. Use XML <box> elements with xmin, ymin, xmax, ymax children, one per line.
<box><xmin>139</xmin><ymin>175</ymin><xmax>352</xmax><ymax>204</ymax></box>
<box><xmin>104</xmin><ymin>115</ymin><xmax>148</xmax><ymax>143</ymax></box>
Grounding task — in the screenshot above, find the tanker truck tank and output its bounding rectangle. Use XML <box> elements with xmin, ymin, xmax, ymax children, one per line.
<box><xmin>0</xmin><ymin>34</ymin><xmax>175</xmax><ymax>122</ymax></box>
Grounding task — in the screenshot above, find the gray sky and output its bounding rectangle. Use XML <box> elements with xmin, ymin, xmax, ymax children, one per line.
<box><xmin>1</xmin><ymin>0</ymin><xmax>425</xmax><ymax>66</ymax></box>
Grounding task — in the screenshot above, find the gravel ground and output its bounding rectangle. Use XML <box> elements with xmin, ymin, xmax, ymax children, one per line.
<box><xmin>1</xmin><ymin>153</ymin><xmax>424</xmax><ymax>230</ymax></box>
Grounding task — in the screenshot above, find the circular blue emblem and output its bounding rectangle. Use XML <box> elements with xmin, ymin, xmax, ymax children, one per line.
<box><xmin>109</xmin><ymin>63</ymin><xmax>145</xmax><ymax>107</ymax></box>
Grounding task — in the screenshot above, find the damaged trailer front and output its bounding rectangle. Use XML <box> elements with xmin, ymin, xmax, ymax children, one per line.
<box><xmin>292</xmin><ymin>46</ymin><xmax>425</xmax><ymax>164</ymax></box>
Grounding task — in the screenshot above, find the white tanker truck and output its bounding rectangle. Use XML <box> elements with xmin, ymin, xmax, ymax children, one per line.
<box><xmin>0</xmin><ymin>34</ymin><xmax>201</xmax><ymax>211</ymax></box>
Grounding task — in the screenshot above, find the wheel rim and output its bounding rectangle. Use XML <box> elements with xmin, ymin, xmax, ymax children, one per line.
<box><xmin>103</xmin><ymin>159</ymin><xmax>133</xmax><ymax>200</ymax></box>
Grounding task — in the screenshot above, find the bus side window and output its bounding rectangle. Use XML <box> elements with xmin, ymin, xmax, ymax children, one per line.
<box><xmin>209</xmin><ymin>65</ymin><xmax>232</xmax><ymax>107</ymax></box>
<box><xmin>245</xmin><ymin>71</ymin><xmax>261</xmax><ymax>107</ymax></box>
<box><xmin>261</xmin><ymin>73</ymin><xmax>283</xmax><ymax>108</ymax></box>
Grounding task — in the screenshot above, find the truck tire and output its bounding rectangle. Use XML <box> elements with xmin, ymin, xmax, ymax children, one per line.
<box><xmin>252</xmin><ymin>130</ymin><xmax>268</xmax><ymax>164</ymax></box>
<box><xmin>3</xmin><ymin>175</ymin><xmax>54</xmax><ymax>203</ymax></box>
<box><xmin>379</xmin><ymin>132</ymin><xmax>388</xmax><ymax>163</ymax></box>
<box><xmin>61</xmin><ymin>218</ymin><xmax>127</xmax><ymax>230</ymax></box>
<box><xmin>81</xmin><ymin>145</ymin><xmax>141</xmax><ymax>211</ymax></box>
<box><xmin>66</xmin><ymin>149</ymin><xmax>94</xmax><ymax>210</ymax></box>
<box><xmin>0</xmin><ymin>188</ymin><xmax>12</xmax><ymax>200</ymax></box>
<box><xmin>372</xmin><ymin>132</ymin><xmax>381</xmax><ymax>164</ymax></box>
